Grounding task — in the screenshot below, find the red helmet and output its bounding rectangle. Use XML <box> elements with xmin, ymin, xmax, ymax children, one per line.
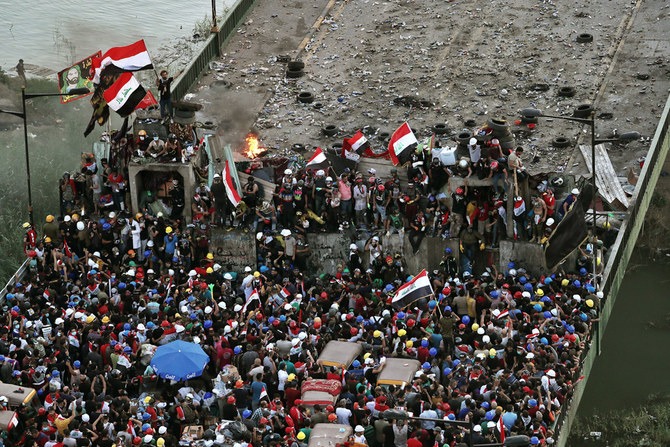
<box><xmin>326</xmin><ymin>405</ymin><xmax>335</xmax><ymax>413</ymax></box>
<box><xmin>407</xmin><ymin>319</ymin><xmax>416</xmax><ymax>327</ymax></box>
<box><xmin>350</xmin><ymin>327</ymin><xmax>358</xmax><ymax>336</ymax></box>
<box><xmin>455</xmin><ymin>187</ymin><xmax>464</xmax><ymax>195</ymax></box>
<box><xmin>491</xmin><ymin>161</ymin><xmax>499</xmax><ymax>169</ymax></box>
<box><xmin>289</xmin><ymin>321</ymin><xmax>297</xmax><ymax>328</ymax></box>
<box><xmin>377</xmin><ymin>185</ymin><xmax>385</xmax><ymax>191</ymax></box>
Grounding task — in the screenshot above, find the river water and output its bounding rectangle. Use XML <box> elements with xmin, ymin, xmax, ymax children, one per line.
<box><xmin>0</xmin><ymin>0</ymin><xmax>234</xmax><ymax>72</ymax></box>
<box><xmin>570</xmin><ymin>250</ymin><xmax>670</xmax><ymax>445</ymax></box>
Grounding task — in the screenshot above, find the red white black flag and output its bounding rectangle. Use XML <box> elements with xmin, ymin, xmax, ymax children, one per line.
<box><xmin>222</xmin><ymin>160</ymin><xmax>241</xmax><ymax>208</ymax></box>
<box><xmin>92</xmin><ymin>40</ymin><xmax>153</xmax><ymax>84</ymax></box>
<box><xmin>103</xmin><ymin>72</ymin><xmax>147</xmax><ymax>117</ymax></box>
<box><xmin>389</xmin><ymin>122</ymin><xmax>418</xmax><ymax>165</ymax></box>
<box><xmin>306</xmin><ymin>147</ymin><xmax>328</xmax><ymax>168</ymax></box>
<box><xmin>343</xmin><ymin>130</ymin><xmax>370</xmax><ymax>155</ymax></box>
<box><xmin>391</xmin><ymin>269</ymin><xmax>434</xmax><ymax>309</ymax></box>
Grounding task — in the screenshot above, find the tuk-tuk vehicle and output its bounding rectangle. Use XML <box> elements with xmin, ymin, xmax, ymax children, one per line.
<box><xmin>0</xmin><ymin>383</ymin><xmax>39</xmax><ymax>409</ymax></box>
<box><xmin>307</xmin><ymin>423</ymin><xmax>353</xmax><ymax>447</ymax></box>
<box><xmin>316</xmin><ymin>341</ymin><xmax>363</xmax><ymax>369</ymax></box>
<box><xmin>300</xmin><ymin>379</ymin><xmax>342</xmax><ymax>409</ymax></box>
<box><xmin>376</xmin><ymin>358</ymin><xmax>421</xmax><ymax>387</ymax></box>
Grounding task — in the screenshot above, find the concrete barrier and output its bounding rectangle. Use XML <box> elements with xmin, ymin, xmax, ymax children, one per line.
<box><xmin>210</xmin><ymin>229</ymin><xmax>256</xmax><ymax>271</ymax></box>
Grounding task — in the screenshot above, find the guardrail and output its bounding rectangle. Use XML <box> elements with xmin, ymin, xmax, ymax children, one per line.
<box><xmin>0</xmin><ymin>259</ymin><xmax>30</xmax><ymax>300</ymax></box>
<box><xmin>555</xmin><ymin>93</ymin><xmax>670</xmax><ymax>446</ymax></box>
<box><xmin>171</xmin><ymin>0</ymin><xmax>258</xmax><ymax>101</ymax></box>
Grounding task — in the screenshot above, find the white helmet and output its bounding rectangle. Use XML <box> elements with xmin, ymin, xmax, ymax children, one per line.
<box><xmin>316</xmin><ymin>170</ymin><xmax>325</xmax><ymax>177</ymax></box>
<box><xmin>256</xmin><ymin>232</ymin><xmax>264</xmax><ymax>241</ymax></box>
<box><xmin>325</xmin><ymin>176</ymin><xmax>333</xmax><ymax>182</ymax></box>
<box><xmin>147</xmin><ymin>240</ymin><xmax>154</xmax><ymax>247</ymax></box>
<box><xmin>76</xmin><ymin>222</ymin><xmax>85</xmax><ymax>231</ymax></box>
<box><xmin>509</xmin><ymin>268</ymin><xmax>517</xmax><ymax>276</ymax></box>
<box><xmin>459</xmin><ymin>159</ymin><xmax>468</xmax><ymax>169</ymax></box>
<box><xmin>546</xmin><ymin>218</ymin><xmax>555</xmax><ymax>226</ymax></box>
<box><xmin>284</xmin><ymin>169</ymin><xmax>292</xmax><ymax>175</ymax></box>
<box><xmin>350</xmin><ymin>243</ymin><xmax>358</xmax><ymax>250</ymax></box>
<box><xmin>469</xmin><ymin>138</ymin><xmax>477</xmax><ymax>146</ymax></box>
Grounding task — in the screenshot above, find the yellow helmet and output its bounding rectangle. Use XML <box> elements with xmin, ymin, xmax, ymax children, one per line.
<box><xmin>72</xmin><ymin>214</ymin><xmax>79</xmax><ymax>221</ymax></box>
<box><xmin>472</xmin><ymin>323</ymin><xmax>479</xmax><ymax>331</ymax></box>
<box><xmin>86</xmin><ymin>315</ymin><xmax>95</xmax><ymax>324</ymax></box>
<box><xmin>46</xmin><ymin>215</ymin><xmax>54</xmax><ymax>223</ymax></box>
<box><xmin>136</xmin><ymin>213</ymin><xmax>143</xmax><ymax>220</ymax></box>
<box><xmin>165</xmin><ymin>226</ymin><xmax>173</xmax><ymax>234</ymax></box>
<box><xmin>373</xmin><ymin>330</ymin><xmax>382</xmax><ymax>338</ymax></box>
<box><xmin>586</xmin><ymin>299</ymin><xmax>594</xmax><ymax>308</ymax></box>
<box><xmin>157</xmin><ymin>438</ymin><xmax>165</xmax><ymax>447</ymax></box>
<box><xmin>22</xmin><ymin>222</ymin><xmax>31</xmax><ymax>228</ymax></box>
<box><xmin>206</xmin><ymin>267</ymin><xmax>214</xmax><ymax>274</ymax></box>
<box><xmin>406</xmin><ymin>340</ymin><xmax>414</xmax><ymax>348</ymax></box>
<box><xmin>44</xmin><ymin>237</ymin><xmax>52</xmax><ymax>243</ymax></box>
<box><xmin>561</xmin><ymin>279</ymin><xmax>569</xmax><ymax>286</ymax></box>
<box><xmin>297</xmin><ymin>432</ymin><xmax>306</xmax><ymax>441</ymax></box>
<box><xmin>139</xmin><ymin>129</ymin><xmax>147</xmax><ymax>136</ymax></box>
<box><xmin>287</xmin><ymin>373</ymin><xmax>296</xmax><ymax>382</ymax></box>
<box><xmin>102</xmin><ymin>316</ymin><xmax>110</xmax><ymax>324</ymax></box>
<box><xmin>536</xmin><ymin>289</ymin><xmax>544</xmax><ymax>297</ymax></box>
<box><xmin>206</xmin><ymin>253</ymin><xmax>214</xmax><ymax>260</ymax></box>
<box><xmin>397</xmin><ymin>329</ymin><xmax>407</xmax><ymax>337</ymax></box>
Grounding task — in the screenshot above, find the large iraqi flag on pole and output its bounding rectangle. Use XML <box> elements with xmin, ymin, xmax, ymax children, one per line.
<box><xmin>103</xmin><ymin>72</ymin><xmax>147</xmax><ymax>117</ymax></box>
<box><xmin>391</xmin><ymin>269</ymin><xmax>434</xmax><ymax>309</ymax></box>
<box><xmin>92</xmin><ymin>40</ymin><xmax>154</xmax><ymax>84</ymax></box>
<box><xmin>389</xmin><ymin>122</ymin><xmax>418</xmax><ymax>165</ymax></box>
<box><xmin>222</xmin><ymin>160</ymin><xmax>242</xmax><ymax>208</ymax></box>
<box><xmin>306</xmin><ymin>147</ymin><xmax>328</xmax><ymax>168</ymax></box>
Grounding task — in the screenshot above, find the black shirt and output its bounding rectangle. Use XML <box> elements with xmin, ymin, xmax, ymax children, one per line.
<box><xmin>157</xmin><ymin>77</ymin><xmax>173</xmax><ymax>100</ymax></box>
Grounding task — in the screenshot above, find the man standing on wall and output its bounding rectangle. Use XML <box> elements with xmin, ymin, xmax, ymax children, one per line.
<box><xmin>156</xmin><ymin>69</ymin><xmax>181</xmax><ymax>123</ymax></box>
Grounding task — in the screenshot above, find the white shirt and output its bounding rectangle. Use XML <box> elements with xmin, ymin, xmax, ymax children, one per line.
<box><xmin>336</xmin><ymin>407</ymin><xmax>352</xmax><ymax>425</ymax></box>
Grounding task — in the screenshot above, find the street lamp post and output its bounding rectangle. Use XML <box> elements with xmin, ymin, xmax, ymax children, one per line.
<box><xmin>0</xmin><ymin>87</ymin><xmax>90</xmax><ymax>226</ymax></box>
<box><xmin>519</xmin><ymin>107</ymin><xmax>639</xmax><ymax>290</ymax></box>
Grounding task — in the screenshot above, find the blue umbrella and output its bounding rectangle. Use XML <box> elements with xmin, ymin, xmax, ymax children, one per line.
<box><xmin>150</xmin><ymin>340</ymin><xmax>209</xmax><ymax>381</ymax></box>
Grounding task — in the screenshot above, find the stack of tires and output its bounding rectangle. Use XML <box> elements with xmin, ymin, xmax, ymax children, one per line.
<box><xmin>486</xmin><ymin>118</ymin><xmax>515</xmax><ymax>152</ymax></box>
<box><xmin>285</xmin><ymin>60</ymin><xmax>305</xmax><ymax>79</ymax></box>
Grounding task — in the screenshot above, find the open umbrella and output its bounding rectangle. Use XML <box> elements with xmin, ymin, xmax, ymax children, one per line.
<box><xmin>150</xmin><ymin>340</ymin><xmax>209</xmax><ymax>381</ymax></box>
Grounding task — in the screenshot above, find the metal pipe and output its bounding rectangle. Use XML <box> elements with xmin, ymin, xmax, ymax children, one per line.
<box><xmin>21</xmin><ymin>87</ymin><xmax>34</xmax><ymax>227</ymax></box>
<box><xmin>590</xmin><ymin>114</ymin><xmax>597</xmax><ymax>295</ymax></box>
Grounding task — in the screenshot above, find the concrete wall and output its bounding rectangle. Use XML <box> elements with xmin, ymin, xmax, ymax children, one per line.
<box><xmin>210</xmin><ymin>229</ymin><xmax>256</xmax><ymax>271</ymax></box>
<box><xmin>498</xmin><ymin>240</ymin><xmax>547</xmax><ymax>275</ymax></box>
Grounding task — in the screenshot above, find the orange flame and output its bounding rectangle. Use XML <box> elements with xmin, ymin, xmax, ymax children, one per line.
<box><xmin>243</xmin><ymin>134</ymin><xmax>264</xmax><ymax>159</ymax></box>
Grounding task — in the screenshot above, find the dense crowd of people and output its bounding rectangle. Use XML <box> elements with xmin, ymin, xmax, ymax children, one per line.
<box><xmin>6</xmin><ymin>124</ymin><xmax>607</xmax><ymax>447</ymax></box>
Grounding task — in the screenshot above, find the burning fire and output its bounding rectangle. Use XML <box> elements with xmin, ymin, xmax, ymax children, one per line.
<box><xmin>243</xmin><ymin>134</ymin><xmax>264</xmax><ymax>159</ymax></box>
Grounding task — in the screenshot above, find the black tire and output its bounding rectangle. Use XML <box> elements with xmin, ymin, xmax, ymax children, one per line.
<box><xmin>175</xmin><ymin>109</ymin><xmax>195</xmax><ymax>119</ymax></box>
<box><xmin>433</xmin><ymin>123</ymin><xmax>448</xmax><ymax>135</ymax></box>
<box><xmin>287</xmin><ymin>60</ymin><xmax>305</xmax><ymax>71</ymax></box>
<box><xmin>322</xmin><ymin>125</ymin><xmax>338</xmax><ymax>136</ymax></box>
<box><xmin>532</xmin><ymin>83</ymin><xmax>550</xmax><ymax>92</ymax></box>
<box><xmin>573</xmin><ymin>104</ymin><xmax>594</xmax><ymax>118</ymax></box>
<box><xmin>457</xmin><ymin>131</ymin><xmax>473</xmax><ymax>146</ymax></box>
<box><xmin>277</xmin><ymin>55</ymin><xmax>291</xmax><ymax>63</ymax></box>
<box><xmin>203</xmin><ymin>121</ymin><xmax>216</xmax><ymax>129</ymax></box>
<box><xmin>487</xmin><ymin>118</ymin><xmax>509</xmax><ymax>132</ymax></box>
<box><xmin>500</xmin><ymin>140</ymin><xmax>515</xmax><ymax>151</ymax></box>
<box><xmin>464</xmin><ymin>119</ymin><xmax>477</xmax><ymax>128</ymax></box>
<box><xmin>552</xmin><ymin>137</ymin><xmax>571</xmax><ymax>148</ymax></box>
<box><xmin>292</xmin><ymin>144</ymin><xmax>305</xmax><ymax>152</ymax></box>
<box><xmin>576</xmin><ymin>33</ymin><xmax>593</xmax><ymax>43</ymax></box>
<box><xmin>297</xmin><ymin>92</ymin><xmax>314</xmax><ymax>104</ymax></box>
<box><xmin>520</xmin><ymin>115</ymin><xmax>538</xmax><ymax>124</ymax></box>
<box><xmin>286</xmin><ymin>68</ymin><xmax>304</xmax><ymax>78</ymax></box>
<box><xmin>498</xmin><ymin>135</ymin><xmax>515</xmax><ymax>143</ymax></box>
<box><xmin>379</xmin><ymin>132</ymin><xmax>390</xmax><ymax>140</ymax></box>
<box><xmin>557</xmin><ymin>86</ymin><xmax>576</xmax><ymax>97</ymax></box>
<box><xmin>313</xmin><ymin>102</ymin><xmax>323</xmax><ymax>109</ymax></box>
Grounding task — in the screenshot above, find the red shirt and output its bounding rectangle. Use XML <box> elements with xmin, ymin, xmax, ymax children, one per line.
<box><xmin>407</xmin><ymin>438</ymin><xmax>423</xmax><ymax>447</ymax></box>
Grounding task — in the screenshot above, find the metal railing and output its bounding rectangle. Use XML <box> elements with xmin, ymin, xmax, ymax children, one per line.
<box><xmin>171</xmin><ymin>0</ymin><xmax>258</xmax><ymax>101</ymax></box>
<box><xmin>555</xmin><ymin>94</ymin><xmax>670</xmax><ymax>446</ymax></box>
<box><xmin>0</xmin><ymin>259</ymin><xmax>30</xmax><ymax>300</ymax></box>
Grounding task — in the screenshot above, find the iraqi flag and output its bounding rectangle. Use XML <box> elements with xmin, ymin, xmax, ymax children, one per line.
<box><xmin>92</xmin><ymin>40</ymin><xmax>153</xmax><ymax>84</ymax></box>
<box><xmin>391</xmin><ymin>269</ymin><xmax>434</xmax><ymax>310</ymax></box>
<box><xmin>389</xmin><ymin>122</ymin><xmax>418</xmax><ymax>165</ymax></box>
<box><xmin>279</xmin><ymin>287</ymin><xmax>291</xmax><ymax>300</ymax></box>
<box><xmin>497</xmin><ymin>416</ymin><xmax>506</xmax><ymax>442</ymax></box>
<box><xmin>242</xmin><ymin>289</ymin><xmax>260</xmax><ymax>314</ymax></box>
<box><xmin>222</xmin><ymin>160</ymin><xmax>242</xmax><ymax>208</ymax></box>
<box><xmin>343</xmin><ymin>130</ymin><xmax>370</xmax><ymax>155</ymax></box>
<box><xmin>103</xmin><ymin>72</ymin><xmax>147</xmax><ymax>117</ymax></box>
<box><xmin>259</xmin><ymin>385</ymin><xmax>270</xmax><ymax>402</ymax></box>
<box><xmin>306</xmin><ymin>147</ymin><xmax>328</xmax><ymax>168</ymax></box>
